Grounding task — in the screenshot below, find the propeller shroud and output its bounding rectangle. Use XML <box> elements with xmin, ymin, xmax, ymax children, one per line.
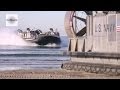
<box><xmin>64</xmin><ymin>11</ymin><xmax>92</xmax><ymax>38</ymax></box>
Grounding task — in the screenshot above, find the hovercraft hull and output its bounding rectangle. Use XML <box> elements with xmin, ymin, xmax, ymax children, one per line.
<box><xmin>24</xmin><ymin>35</ymin><xmax>61</xmax><ymax>45</ymax></box>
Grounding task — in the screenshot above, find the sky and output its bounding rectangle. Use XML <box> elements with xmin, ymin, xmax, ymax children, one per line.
<box><xmin>0</xmin><ymin>11</ymin><xmax>67</xmax><ymax>36</ymax></box>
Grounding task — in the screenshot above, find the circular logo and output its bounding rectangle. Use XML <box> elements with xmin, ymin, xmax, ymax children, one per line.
<box><xmin>7</xmin><ymin>16</ymin><xmax>17</xmax><ymax>24</ymax></box>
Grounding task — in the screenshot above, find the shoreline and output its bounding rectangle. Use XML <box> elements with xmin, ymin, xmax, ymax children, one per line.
<box><xmin>0</xmin><ymin>69</ymin><xmax>119</xmax><ymax>79</ymax></box>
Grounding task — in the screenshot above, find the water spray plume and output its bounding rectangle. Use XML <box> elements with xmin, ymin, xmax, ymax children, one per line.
<box><xmin>0</xmin><ymin>28</ymin><xmax>38</xmax><ymax>46</ymax></box>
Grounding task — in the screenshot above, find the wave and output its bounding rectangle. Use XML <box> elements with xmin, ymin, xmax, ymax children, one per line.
<box><xmin>0</xmin><ymin>53</ymin><xmax>69</xmax><ymax>57</ymax></box>
<box><xmin>0</xmin><ymin>67</ymin><xmax>23</xmax><ymax>71</ymax></box>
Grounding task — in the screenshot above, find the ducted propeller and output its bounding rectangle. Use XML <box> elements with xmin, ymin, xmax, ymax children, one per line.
<box><xmin>64</xmin><ymin>11</ymin><xmax>92</xmax><ymax>38</ymax></box>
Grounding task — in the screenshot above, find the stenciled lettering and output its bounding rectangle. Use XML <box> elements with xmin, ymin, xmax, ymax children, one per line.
<box><xmin>95</xmin><ymin>24</ymin><xmax>101</xmax><ymax>32</ymax></box>
<box><xmin>95</xmin><ymin>24</ymin><xmax>116</xmax><ymax>32</ymax></box>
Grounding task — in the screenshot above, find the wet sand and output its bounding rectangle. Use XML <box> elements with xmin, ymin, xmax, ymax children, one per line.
<box><xmin>0</xmin><ymin>69</ymin><xmax>120</xmax><ymax>79</ymax></box>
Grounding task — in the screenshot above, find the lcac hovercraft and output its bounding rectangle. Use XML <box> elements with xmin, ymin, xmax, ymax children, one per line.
<box><xmin>17</xmin><ymin>28</ymin><xmax>61</xmax><ymax>46</ymax></box>
<box><xmin>62</xmin><ymin>11</ymin><xmax>120</xmax><ymax>75</ymax></box>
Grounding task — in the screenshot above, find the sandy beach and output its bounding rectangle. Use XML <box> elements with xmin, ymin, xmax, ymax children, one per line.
<box><xmin>0</xmin><ymin>69</ymin><xmax>120</xmax><ymax>79</ymax></box>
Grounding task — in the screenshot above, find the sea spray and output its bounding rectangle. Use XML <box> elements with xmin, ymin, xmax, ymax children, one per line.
<box><xmin>0</xmin><ymin>28</ymin><xmax>38</xmax><ymax>46</ymax></box>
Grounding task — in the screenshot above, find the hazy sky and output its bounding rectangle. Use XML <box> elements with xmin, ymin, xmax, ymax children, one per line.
<box><xmin>0</xmin><ymin>11</ymin><xmax>67</xmax><ymax>36</ymax></box>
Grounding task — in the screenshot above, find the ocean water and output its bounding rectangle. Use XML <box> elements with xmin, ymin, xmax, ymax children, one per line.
<box><xmin>0</xmin><ymin>36</ymin><xmax>70</xmax><ymax>71</ymax></box>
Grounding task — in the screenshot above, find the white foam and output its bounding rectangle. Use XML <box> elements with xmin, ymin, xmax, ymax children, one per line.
<box><xmin>45</xmin><ymin>43</ymin><xmax>60</xmax><ymax>47</ymax></box>
<box><xmin>0</xmin><ymin>67</ymin><xmax>22</xmax><ymax>71</ymax></box>
<box><xmin>0</xmin><ymin>28</ymin><xmax>38</xmax><ymax>46</ymax></box>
